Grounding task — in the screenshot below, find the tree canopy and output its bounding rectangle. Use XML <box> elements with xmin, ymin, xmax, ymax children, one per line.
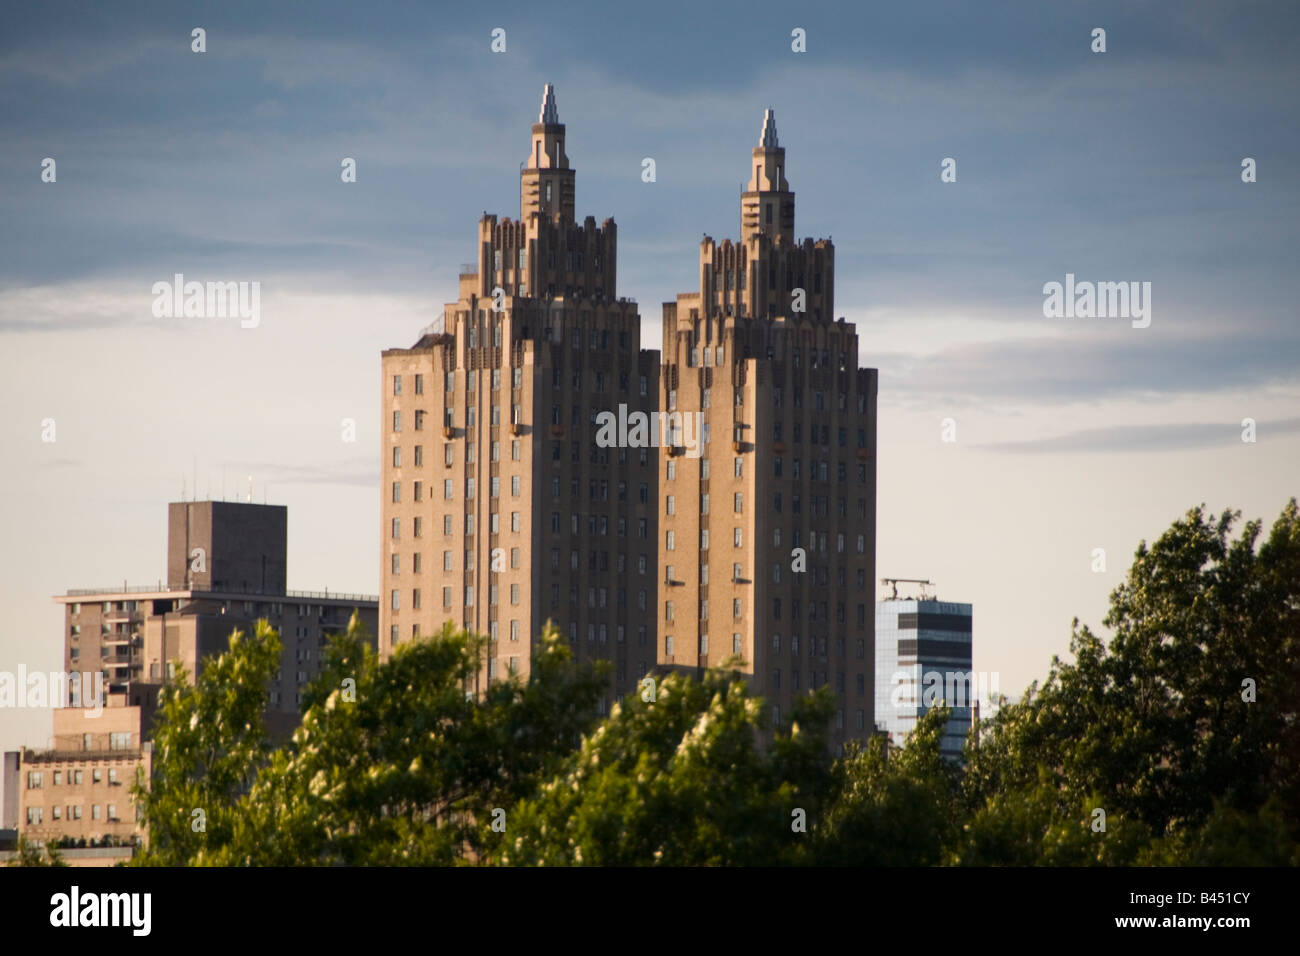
<box><xmin>133</xmin><ymin>500</ymin><xmax>1300</xmax><ymax>866</ymax></box>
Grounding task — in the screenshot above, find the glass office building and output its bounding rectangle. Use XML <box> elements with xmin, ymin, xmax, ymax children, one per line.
<box><xmin>875</xmin><ymin>599</ymin><xmax>975</xmax><ymax>761</ymax></box>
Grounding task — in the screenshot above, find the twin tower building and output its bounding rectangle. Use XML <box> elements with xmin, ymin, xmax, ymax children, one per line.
<box><xmin>381</xmin><ymin>86</ymin><xmax>879</xmax><ymax>744</ymax></box>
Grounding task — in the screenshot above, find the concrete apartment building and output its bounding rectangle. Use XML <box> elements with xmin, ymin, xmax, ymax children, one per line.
<box><xmin>13</xmin><ymin>500</ymin><xmax>378</xmax><ymax>863</ymax></box>
<box><xmin>381</xmin><ymin>85</ymin><xmax>660</xmax><ymax>709</ymax></box>
<box><xmin>382</xmin><ymin>88</ymin><xmax>879</xmax><ymax>746</ymax></box>
<box><xmin>656</xmin><ymin>109</ymin><xmax>878</xmax><ymax>747</ymax></box>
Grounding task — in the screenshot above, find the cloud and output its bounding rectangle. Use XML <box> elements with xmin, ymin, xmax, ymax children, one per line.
<box><xmin>876</xmin><ymin>326</ymin><xmax>1300</xmax><ymax>406</ymax></box>
<box><xmin>976</xmin><ymin>416</ymin><xmax>1300</xmax><ymax>454</ymax></box>
<box><xmin>229</xmin><ymin>459</ymin><xmax>377</xmax><ymax>488</ymax></box>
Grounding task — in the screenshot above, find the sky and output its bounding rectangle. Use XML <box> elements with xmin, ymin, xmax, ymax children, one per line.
<box><xmin>1</xmin><ymin>0</ymin><xmax>1297</xmax><ymax>755</ymax></box>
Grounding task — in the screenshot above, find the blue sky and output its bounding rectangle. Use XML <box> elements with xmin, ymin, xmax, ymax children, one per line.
<box><xmin>1</xmin><ymin>0</ymin><xmax>1297</xmax><ymax>753</ymax></box>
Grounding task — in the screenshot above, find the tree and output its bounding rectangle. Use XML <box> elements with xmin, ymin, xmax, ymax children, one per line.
<box><xmin>8</xmin><ymin>837</ymin><xmax>67</xmax><ymax>867</ymax></box>
<box><xmin>209</xmin><ymin>621</ymin><xmax>606</xmax><ymax>865</ymax></box>
<box><xmin>495</xmin><ymin>668</ymin><xmax>837</xmax><ymax>866</ymax></box>
<box><xmin>961</xmin><ymin>500</ymin><xmax>1300</xmax><ymax>863</ymax></box>
<box><xmin>132</xmin><ymin>620</ymin><xmax>282</xmax><ymax>866</ymax></box>
<box><xmin>814</xmin><ymin>706</ymin><xmax>962</xmax><ymax>865</ymax></box>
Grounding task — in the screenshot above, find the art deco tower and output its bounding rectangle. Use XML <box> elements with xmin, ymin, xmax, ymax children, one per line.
<box><xmin>656</xmin><ymin>110</ymin><xmax>879</xmax><ymax>745</ymax></box>
<box><xmin>381</xmin><ymin>86</ymin><xmax>660</xmax><ymax>707</ymax></box>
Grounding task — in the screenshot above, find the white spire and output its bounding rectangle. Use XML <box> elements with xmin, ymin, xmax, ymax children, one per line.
<box><xmin>540</xmin><ymin>84</ymin><xmax>559</xmax><ymax>124</ymax></box>
<box><xmin>759</xmin><ymin>108</ymin><xmax>779</xmax><ymax>148</ymax></box>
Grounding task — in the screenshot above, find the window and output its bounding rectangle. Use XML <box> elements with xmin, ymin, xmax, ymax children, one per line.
<box><xmin>733</xmin><ymin>528</ymin><xmax>743</xmax><ymax>548</ymax></box>
<box><xmin>392</xmin><ymin>410</ymin><xmax>402</xmax><ymax>432</ymax></box>
<box><xmin>393</xmin><ymin>446</ymin><xmax>402</xmax><ymax>468</ymax></box>
<box><xmin>26</xmin><ymin>807</ymin><xmax>41</xmax><ymax>824</ymax></box>
<box><xmin>734</xmin><ymin>457</ymin><xmax>743</xmax><ymax>477</ymax></box>
<box><xmin>666</xmin><ymin>530</ymin><xmax>675</xmax><ymax>551</ymax></box>
<box><xmin>666</xmin><ymin>495</ymin><xmax>675</xmax><ymax>515</ymax></box>
<box><xmin>27</xmin><ymin>771</ymin><xmax>42</xmax><ymax>789</ymax></box>
<box><xmin>391</xmin><ymin>518</ymin><xmax>400</xmax><ymax>540</ymax></box>
<box><xmin>391</xmin><ymin>590</ymin><xmax>400</xmax><ymax>610</ymax></box>
<box><xmin>392</xmin><ymin>481</ymin><xmax>401</xmax><ymax>503</ymax></box>
<box><xmin>393</xmin><ymin>375</ymin><xmax>402</xmax><ymax>395</ymax></box>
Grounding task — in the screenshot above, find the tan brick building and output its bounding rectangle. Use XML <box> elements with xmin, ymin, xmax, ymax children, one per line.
<box><xmin>656</xmin><ymin>109</ymin><xmax>878</xmax><ymax>746</ymax></box>
<box><xmin>381</xmin><ymin>85</ymin><xmax>660</xmax><ymax>708</ymax></box>
<box><xmin>382</xmin><ymin>91</ymin><xmax>878</xmax><ymax>744</ymax></box>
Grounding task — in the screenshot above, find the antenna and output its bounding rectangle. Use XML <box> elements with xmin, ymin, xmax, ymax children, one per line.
<box><xmin>247</xmin><ymin>475</ymin><xmax>253</xmax><ymax>503</ymax></box>
<box><xmin>880</xmin><ymin>578</ymin><xmax>934</xmax><ymax>601</ymax></box>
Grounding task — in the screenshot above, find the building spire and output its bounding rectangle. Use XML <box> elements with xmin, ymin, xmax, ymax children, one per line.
<box><xmin>540</xmin><ymin>83</ymin><xmax>559</xmax><ymax>124</ymax></box>
<box><xmin>759</xmin><ymin>108</ymin><xmax>778</xmax><ymax>148</ymax></box>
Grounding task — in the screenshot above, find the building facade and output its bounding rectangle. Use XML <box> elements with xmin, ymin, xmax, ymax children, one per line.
<box><xmin>875</xmin><ymin>597</ymin><xmax>976</xmax><ymax>760</ymax></box>
<box><xmin>380</xmin><ymin>85</ymin><xmax>660</xmax><ymax>709</ymax></box>
<box><xmin>381</xmin><ymin>90</ymin><xmax>880</xmax><ymax>746</ymax></box>
<box><xmin>655</xmin><ymin>110</ymin><xmax>878</xmax><ymax>748</ymax></box>
<box><xmin>17</xmin><ymin>500</ymin><xmax>377</xmax><ymax>861</ymax></box>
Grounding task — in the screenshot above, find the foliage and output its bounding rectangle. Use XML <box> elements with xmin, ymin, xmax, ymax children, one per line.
<box><xmin>132</xmin><ymin>501</ymin><xmax>1300</xmax><ymax>866</ymax></box>
<box><xmin>8</xmin><ymin>836</ymin><xmax>67</xmax><ymax>867</ymax></box>
<box><xmin>133</xmin><ymin>620</ymin><xmax>282</xmax><ymax>866</ymax></box>
<box><xmin>495</xmin><ymin>668</ymin><xmax>836</xmax><ymax>865</ymax></box>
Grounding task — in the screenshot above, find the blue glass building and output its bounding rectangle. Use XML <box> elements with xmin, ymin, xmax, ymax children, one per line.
<box><xmin>875</xmin><ymin>598</ymin><xmax>975</xmax><ymax>761</ymax></box>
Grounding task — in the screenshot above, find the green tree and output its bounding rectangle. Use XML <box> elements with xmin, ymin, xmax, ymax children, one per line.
<box><xmin>961</xmin><ymin>500</ymin><xmax>1300</xmax><ymax>863</ymax></box>
<box><xmin>7</xmin><ymin>836</ymin><xmax>67</xmax><ymax>867</ymax></box>
<box><xmin>495</xmin><ymin>667</ymin><xmax>836</xmax><ymax>866</ymax></box>
<box><xmin>814</xmin><ymin>706</ymin><xmax>962</xmax><ymax>865</ymax></box>
<box><xmin>132</xmin><ymin>620</ymin><xmax>282</xmax><ymax>865</ymax></box>
<box><xmin>211</xmin><ymin>621</ymin><xmax>605</xmax><ymax>865</ymax></box>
